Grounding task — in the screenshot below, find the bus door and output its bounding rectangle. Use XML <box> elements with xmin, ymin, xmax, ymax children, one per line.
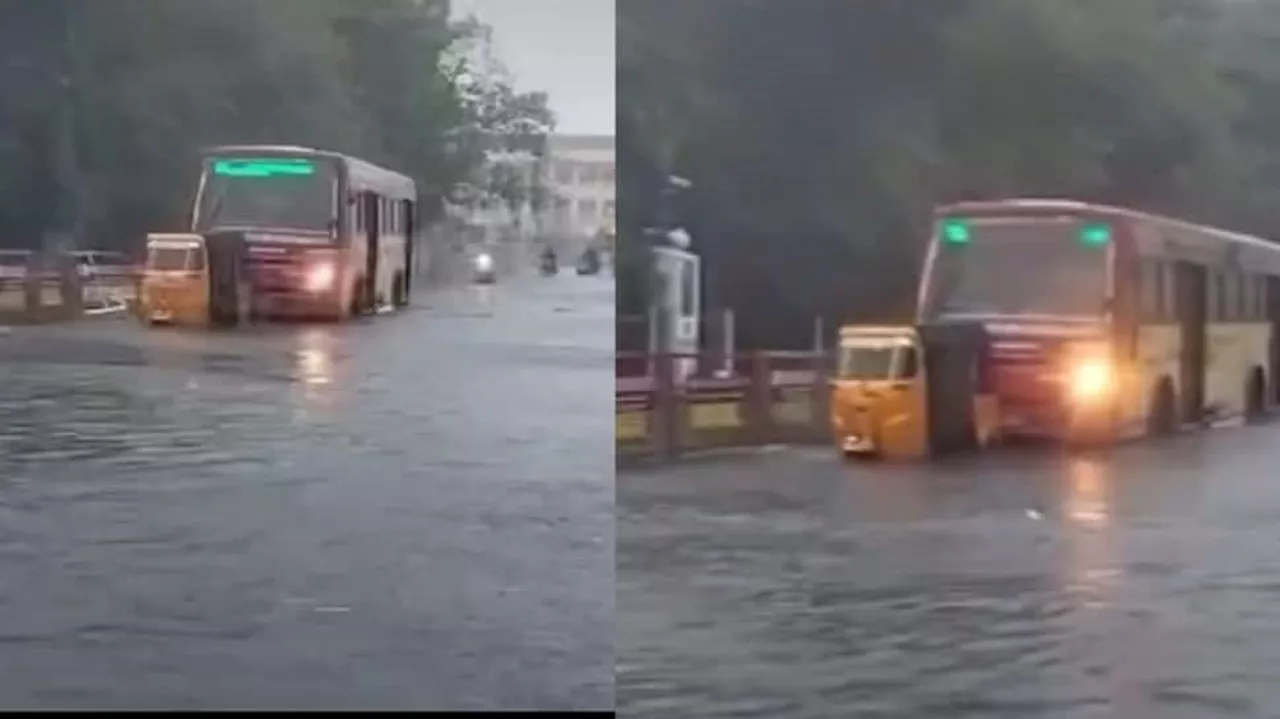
<box><xmin>362</xmin><ymin>192</ymin><xmax>380</xmax><ymax>310</ymax></box>
<box><xmin>403</xmin><ymin>199</ymin><xmax>414</xmax><ymax>300</ymax></box>
<box><xmin>1173</xmin><ymin>260</ymin><xmax>1207</xmax><ymax>423</ymax></box>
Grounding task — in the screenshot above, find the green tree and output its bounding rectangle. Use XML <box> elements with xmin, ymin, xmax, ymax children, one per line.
<box><xmin>620</xmin><ymin>0</ymin><xmax>1267</xmax><ymax>349</ymax></box>
<box><xmin>0</xmin><ymin>0</ymin><xmax>537</xmax><ymax>254</ymax></box>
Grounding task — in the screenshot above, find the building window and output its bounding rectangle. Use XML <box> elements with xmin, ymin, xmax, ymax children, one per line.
<box><xmin>601</xmin><ymin>164</ymin><xmax>616</xmax><ymax>184</ymax></box>
<box><xmin>578</xmin><ymin>199</ymin><xmax>598</xmax><ymax>221</ymax></box>
<box><xmin>555</xmin><ymin>162</ymin><xmax>575</xmax><ymax>185</ymax></box>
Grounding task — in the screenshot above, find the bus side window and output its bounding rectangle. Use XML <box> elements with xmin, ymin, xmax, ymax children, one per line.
<box><xmin>1161</xmin><ymin>262</ymin><xmax>1176</xmax><ymax>322</ymax></box>
<box><xmin>1239</xmin><ymin>271</ymin><xmax>1249</xmax><ymax>318</ymax></box>
<box><xmin>1210</xmin><ymin>271</ymin><xmax>1225</xmax><ymax>322</ymax></box>
<box><xmin>355</xmin><ymin>194</ymin><xmax>366</xmax><ymax>233</ymax></box>
<box><xmin>1228</xmin><ymin>272</ymin><xmax>1239</xmax><ymax>319</ymax></box>
<box><xmin>1139</xmin><ymin>260</ymin><xmax>1162</xmax><ymax>322</ymax></box>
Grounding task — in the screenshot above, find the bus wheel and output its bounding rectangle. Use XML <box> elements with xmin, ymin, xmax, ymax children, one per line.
<box><xmin>1245</xmin><ymin>366</ymin><xmax>1267</xmax><ymax>421</ymax></box>
<box><xmin>1147</xmin><ymin>378</ymin><xmax>1177</xmax><ymax>437</ymax></box>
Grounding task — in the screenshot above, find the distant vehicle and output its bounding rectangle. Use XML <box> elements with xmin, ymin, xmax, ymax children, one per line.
<box><xmin>576</xmin><ymin>247</ymin><xmax>601</xmax><ymax>276</ymax></box>
<box><xmin>138</xmin><ymin>232</ymin><xmax>251</xmax><ymax>328</ymax></box>
<box><xmin>0</xmin><ymin>250</ymin><xmax>30</xmax><ymax>283</ymax></box>
<box><xmin>472</xmin><ymin>251</ymin><xmax>496</xmax><ymax>284</ymax></box>
<box><xmin>918</xmin><ymin>198</ymin><xmax>1280</xmax><ymax>444</ymax></box>
<box><xmin>832</xmin><ymin>323</ymin><xmax>999</xmax><ymax>460</ymax></box>
<box><xmin>72</xmin><ymin>250</ymin><xmax>137</xmax><ymax>307</ymax></box>
<box><xmin>190</xmin><ymin>144</ymin><xmax>417</xmax><ymax>321</ymax></box>
<box><xmin>539</xmin><ymin>247</ymin><xmax>558</xmax><ymax>276</ymax></box>
<box><xmin>72</xmin><ymin>250</ymin><xmax>135</xmax><ymax>282</ymax></box>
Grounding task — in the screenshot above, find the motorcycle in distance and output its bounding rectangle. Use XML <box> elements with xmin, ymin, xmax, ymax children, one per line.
<box><xmin>472</xmin><ymin>251</ymin><xmax>496</xmax><ymax>284</ymax></box>
<box><xmin>576</xmin><ymin>246</ymin><xmax>601</xmax><ymax>276</ymax></box>
<box><xmin>539</xmin><ymin>247</ymin><xmax>558</xmax><ymax>276</ymax></box>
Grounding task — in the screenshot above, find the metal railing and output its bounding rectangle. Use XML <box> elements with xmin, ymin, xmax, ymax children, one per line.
<box><xmin>0</xmin><ymin>269</ymin><xmax>84</xmax><ymax>324</ymax></box>
<box><xmin>617</xmin><ymin>350</ymin><xmax>832</xmax><ymax>463</ymax></box>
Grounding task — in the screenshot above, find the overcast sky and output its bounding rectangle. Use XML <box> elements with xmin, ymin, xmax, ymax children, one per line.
<box><xmin>450</xmin><ymin>0</ymin><xmax>615</xmax><ymax>136</ymax></box>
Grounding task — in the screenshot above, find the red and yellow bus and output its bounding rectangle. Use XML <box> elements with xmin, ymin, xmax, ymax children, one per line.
<box><xmin>916</xmin><ymin>198</ymin><xmax>1280</xmax><ymax>442</ymax></box>
<box><xmin>190</xmin><ymin>145</ymin><xmax>417</xmax><ymax>321</ymax></box>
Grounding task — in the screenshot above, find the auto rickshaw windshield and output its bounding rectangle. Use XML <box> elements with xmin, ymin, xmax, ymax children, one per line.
<box><xmin>837</xmin><ymin>340</ymin><xmax>918</xmax><ymax>380</ymax></box>
<box><xmin>147</xmin><ymin>246</ymin><xmax>204</xmax><ymax>272</ymax></box>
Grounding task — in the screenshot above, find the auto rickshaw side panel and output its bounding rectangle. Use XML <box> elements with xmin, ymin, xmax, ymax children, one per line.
<box><xmin>830</xmin><ymin>326</ymin><xmax>929</xmax><ymax>460</ymax></box>
<box><xmin>139</xmin><ymin>234</ymin><xmax>212</xmax><ymax>327</ymax></box>
<box><xmin>832</xmin><ymin>321</ymin><xmax>1001</xmax><ymax>461</ymax></box>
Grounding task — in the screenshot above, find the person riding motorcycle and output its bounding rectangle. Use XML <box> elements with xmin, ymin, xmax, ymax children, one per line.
<box><xmin>472</xmin><ymin>249</ymin><xmax>496</xmax><ymax>284</ymax></box>
<box><xmin>539</xmin><ymin>246</ymin><xmax>558</xmax><ymax>275</ymax></box>
<box><xmin>576</xmin><ymin>246</ymin><xmax>601</xmax><ymax>275</ymax></box>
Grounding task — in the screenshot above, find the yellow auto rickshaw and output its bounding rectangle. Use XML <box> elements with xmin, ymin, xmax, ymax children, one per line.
<box><xmin>829</xmin><ymin>321</ymin><xmax>1001</xmax><ymax>460</ymax></box>
<box><xmin>139</xmin><ymin>232</ymin><xmax>251</xmax><ymax>328</ymax></box>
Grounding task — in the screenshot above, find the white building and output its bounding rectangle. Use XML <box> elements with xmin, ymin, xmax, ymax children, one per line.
<box><xmin>541</xmin><ymin>134</ymin><xmax>615</xmax><ymax>245</ymax></box>
<box><xmin>455</xmin><ymin>149</ymin><xmax>542</xmax><ymax>244</ymax></box>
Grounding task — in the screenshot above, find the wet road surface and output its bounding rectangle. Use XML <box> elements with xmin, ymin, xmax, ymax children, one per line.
<box><xmin>619</xmin><ymin>430</ymin><xmax>1280</xmax><ymax>719</ymax></box>
<box><xmin>0</xmin><ymin>274</ymin><xmax>614</xmax><ymax>710</ymax></box>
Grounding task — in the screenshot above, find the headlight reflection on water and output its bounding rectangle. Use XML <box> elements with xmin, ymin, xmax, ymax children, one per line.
<box><xmin>1061</xmin><ymin>456</ymin><xmax>1118</xmax><ymax>610</ymax></box>
<box><xmin>293</xmin><ymin>329</ymin><xmax>336</xmax><ymax>409</ymax></box>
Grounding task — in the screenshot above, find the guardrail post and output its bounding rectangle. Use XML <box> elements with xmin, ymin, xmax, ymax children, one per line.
<box><xmin>750</xmin><ymin>352</ymin><xmax>773</xmax><ymax>444</ymax></box>
<box><xmin>654</xmin><ymin>352</ymin><xmax>678</xmax><ymax>461</ymax></box>
<box><xmin>811</xmin><ymin>350</ymin><xmax>830</xmax><ymax>440</ymax></box>
<box><xmin>59</xmin><ymin>255</ymin><xmax>81</xmax><ymax>318</ymax></box>
<box><xmin>23</xmin><ymin>260</ymin><xmax>40</xmax><ymax>321</ymax></box>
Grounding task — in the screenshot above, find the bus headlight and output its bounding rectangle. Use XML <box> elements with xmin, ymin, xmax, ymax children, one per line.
<box><xmin>304</xmin><ymin>262</ymin><xmax>336</xmax><ymax>292</ymax></box>
<box><xmin>474</xmin><ymin>253</ymin><xmax>494</xmax><ymax>273</ymax></box>
<box><xmin>1068</xmin><ymin>359</ymin><xmax>1113</xmax><ymax>403</ymax></box>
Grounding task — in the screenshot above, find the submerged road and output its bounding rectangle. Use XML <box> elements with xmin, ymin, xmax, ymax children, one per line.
<box><xmin>619</xmin><ymin>430</ymin><xmax>1280</xmax><ymax>719</ymax></box>
<box><xmin>0</xmin><ymin>273</ymin><xmax>614</xmax><ymax>710</ymax></box>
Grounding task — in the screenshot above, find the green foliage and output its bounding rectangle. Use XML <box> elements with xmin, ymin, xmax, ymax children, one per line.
<box><xmin>620</xmin><ymin>0</ymin><xmax>1280</xmax><ymax>348</ymax></box>
<box><xmin>0</xmin><ymin>0</ymin><xmax>552</xmax><ymax>249</ymax></box>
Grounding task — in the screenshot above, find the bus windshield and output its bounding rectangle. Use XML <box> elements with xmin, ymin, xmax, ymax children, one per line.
<box><xmin>922</xmin><ymin>217</ymin><xmax>1109</xmax><ymax>318</ymax></box>
<box><xmin>194</xmin><ymin>156</ymin><xmax>337</xmax><ymax>234</ymax></box>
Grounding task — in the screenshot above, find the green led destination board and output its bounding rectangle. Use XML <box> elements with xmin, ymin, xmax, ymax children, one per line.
<box><xmin>212</xmin><ymin>158</ymin><xmax>316</xmax><ymax>177</ymax></box>
<box><xmin>940</xmin><ymin>217</ymin><xmax>1112</xmax><ymax>247</ymax></box>
<box><xmin>1077</xmin><ymin>222</ymin><xmax>1112</xmax><ymax>246</ymax></box>
<box><xmin>940</xmin><ymin>218</ymin><xmax>971</xmax><ymax>244</ymax></box>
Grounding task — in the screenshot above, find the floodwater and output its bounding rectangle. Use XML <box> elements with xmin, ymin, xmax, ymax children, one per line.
<box><xmin>619</xmin><ymin>430</ymin><xmax>1280</xmax><ymax>718</ymax></box>
<box><xmin>0</xmin><ymin>275</ymin><xmax>614</xmax><ymax>710</ymax></box>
